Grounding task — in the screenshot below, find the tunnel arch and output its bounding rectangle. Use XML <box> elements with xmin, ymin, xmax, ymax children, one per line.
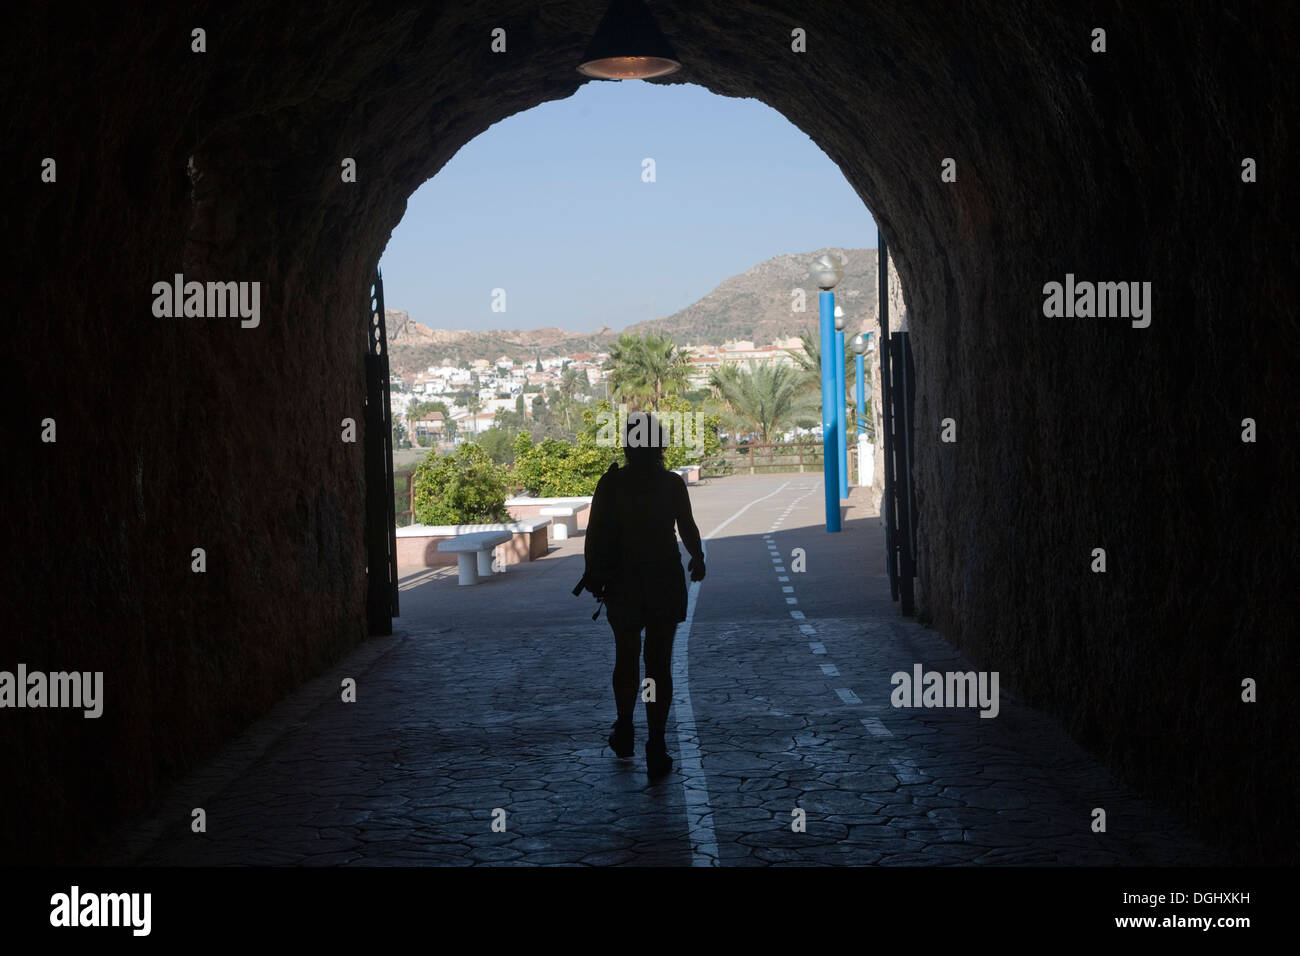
<box><xmin>7</xmin><ymin>1</ymin><xmax>1294</xmax><ymax>864</ymax></box>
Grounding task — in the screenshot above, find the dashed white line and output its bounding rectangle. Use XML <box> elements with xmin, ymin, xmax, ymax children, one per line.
<box><xmin>835</xmin><ymin>688</ymin><xmax>862</xmax><ymax>705</ymax></box>
<box><xmin>861</xmin><ymin>717</ymin><xmax>891</xmax><ymax>737</ymax></box>
<box><xmin>673</xmin><ymin>479</ymin><xmax>793</xmax><ymax>867</ymax></box>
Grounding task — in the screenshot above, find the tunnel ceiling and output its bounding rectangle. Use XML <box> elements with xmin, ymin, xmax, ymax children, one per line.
<box><xmin>5</xmin><ymin>1</ymin><xmax>1296</xmax><ymax>864</ymax></box>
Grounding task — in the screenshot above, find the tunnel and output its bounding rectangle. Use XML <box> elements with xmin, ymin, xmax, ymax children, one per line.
<box><xmin>4</xmin><ymin>1</ymin><xmax>1295</xmax><ymax>868</ymax></box>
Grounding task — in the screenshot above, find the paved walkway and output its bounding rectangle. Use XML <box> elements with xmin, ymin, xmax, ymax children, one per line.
<box><xmin>108</xmin><ymin>475</ymin><xmax>1218</xmax><ymax>866</ymax></box>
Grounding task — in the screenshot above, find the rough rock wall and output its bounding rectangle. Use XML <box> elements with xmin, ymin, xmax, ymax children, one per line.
<box><xmin>3</xmin><ymin>1</ymin><xmax>1294</xmax><ymax>862</ymax></box>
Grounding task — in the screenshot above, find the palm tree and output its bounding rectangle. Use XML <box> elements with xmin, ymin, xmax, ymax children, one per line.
<box><xmin>786</xmin><ymin>330</ymin><xmax>853</xmax><ymax>388</ymax></box>
<box><xmin>638</xmin><ymin>333</ymin><xmax>694</xmax><ymax>406</ymax></box>
<box><xmin>606</xmin><ymin>332</ymin><xmax>693</xmax><ymax>407</ymax></box>
<box><xmin>709</xmin><ymin>361</ymin><xmax>821</xmax><ymax>443</ymax></box>
<box><xmin>606</xmin><ymin>332</ymin><xmax>646</xmax><ymax>405</ymax></box>
<box><xmin>786</xmin><ymin>329</ymin><xmax>871</xmax><ymax>437</ymax></box>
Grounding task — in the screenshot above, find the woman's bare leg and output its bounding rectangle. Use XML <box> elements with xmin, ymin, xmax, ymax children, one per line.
<box><xmin>642</xmin><ymin>620</ymin><xmax>677</xmax><ymax>741</ymax></box>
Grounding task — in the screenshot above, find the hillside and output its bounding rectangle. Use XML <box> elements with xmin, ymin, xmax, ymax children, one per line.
<box><xmin>625</xmin><ymin>246</ymin><xmax>878</xmax><ymax>346</ymax></box>
<box><xmin>385</xmin><ymin>246</ymin><xmax>877</xmax><ymax>373</ymax></box>
<box><xmin>384</xmin><ymin>317</ymin><xmax>620</xmax><ymax>375</ymax></box>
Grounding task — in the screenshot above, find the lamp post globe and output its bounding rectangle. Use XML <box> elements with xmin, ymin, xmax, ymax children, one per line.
<box><xmin>851</xmin><ymin>333</ymin><xmax>869</xmax><ymax>355</ymax></box>
<box><xmin>834</xmin><ymin>305</ymin><xmax>846</xmax><ymax>332</ymax></box>
<box><xmin>811</xmin><ymin>254</ymin><xmax>843</xmax><ymax>291</ymax></box>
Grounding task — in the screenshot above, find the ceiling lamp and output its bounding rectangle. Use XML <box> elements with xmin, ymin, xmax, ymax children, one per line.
<box><xmin>577</xmin><ymin>0</ymin><xmax>681</xmax><ymax>80</ymax></box>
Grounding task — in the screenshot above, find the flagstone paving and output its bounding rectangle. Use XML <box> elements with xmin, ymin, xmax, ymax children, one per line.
<box><xmin>109</xmin><ymin>476</ymin><xmax>1219</xmax><ymax>866</ymax></box>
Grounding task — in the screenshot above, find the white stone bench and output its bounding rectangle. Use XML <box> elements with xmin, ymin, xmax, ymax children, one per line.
<box><xmin>539</xmin><ymin>502</ymin><xmax>589</xmax><ymax>540</ymax></box>
<box><xmin>504</xmin><ymin>496</ymin><xmax>594</xmax><ymax>533</ymax></box>
<box><xmin>396</xmin><ymin>518</ymin><xmax>552</xmax><ymax>569</ymax></box>
<box><xmin>674</xmin><ymin>465</ymin><xmax>701</xmax><ymax>485</ymax></box>
<box><xmin>437</xmin><ymin>530</ymin><xmax>513</xmax><ymax>586</ymax></box>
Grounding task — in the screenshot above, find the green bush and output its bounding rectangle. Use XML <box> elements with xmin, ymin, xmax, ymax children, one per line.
<box><xmin>412</xmin><ymin>443</ymin><xmax>510</xmax><ymax>524</ymax></box>
<box><xmin>509</xmin><ymin>398</ymin><xmax>723</xmax><ymax>495</ymax></box>
<box><xmin>511</xmin><ymin>431</ymin><xmax>610</xmax><ymax>497</ymax></box>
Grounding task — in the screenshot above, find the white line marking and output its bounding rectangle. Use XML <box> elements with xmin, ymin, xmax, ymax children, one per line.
<box><xmin>861</xmin><ymin>717</ymin><xmax>891</xmax><ymax>737</ymax></box>
<box><xmin>774</xmin><ymin>566</ymin><xmax>786</xmax><ymax>573</ymax></box>
<box><xmin>785</xmin><ymin>597</ymin><xmax>798</xmax><ymax>605</ymax></box>
<box><xmin>782</xmin><ymin>586</ymin><xmax>794</xmax><ymax>593</ymax></box>
<box><xmin>799</xmin><ymin>625</ymin><xmax>818</xmax><ymax>637</ymax></box>
<box><xmin>671</xmin><ymin>583</ymin><xmax>719</xmax><ymax>867</ymax></box>
<box><xmin>703</xmin><ymin>481</ymin><xmax>789</xmax><ymax>538</ymax></box>
<box><xmin>789</xmin><ymin>610</ymin><xmax>804</xmax><ymax>619</ymax></box>
<box><xmin>820</xmin><ymin>663</ymin><xmax>840</xmax><ymax>676</ymax></box>
<box><xmin>674</xmin><ymin>478</ymin><xmax>792</xmax><ymax>866</ymax></box>
<box><xmin>777</xmin><ymin>576</ymin><xmax>790</xmax><ymax>582</ymax></box>
<box><xmin>835</xmin><ymin>688</ymin><xmax>862</xmax><ymax>705</ymax></box>
<box><xmin>808</xmin><ymin>641</ymin><xmax>826</xmax><ymax>653</ymax></box>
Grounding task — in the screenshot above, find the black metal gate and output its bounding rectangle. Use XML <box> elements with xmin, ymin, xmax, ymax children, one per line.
<box><xmin>364</xmin><ymin>268</ymin><xmax>399</xmax><ymax>634</ymax></box>
<box><xmin>879</xmin><ymin>239</ymin><xmax>917</xmax><ymax>615</ymax></box>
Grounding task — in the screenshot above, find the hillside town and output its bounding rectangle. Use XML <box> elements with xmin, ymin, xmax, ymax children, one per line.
<box><xmin>388</xmin><ymin>310</ymin><xmax>807</xmax><ymax>448</ymax></box>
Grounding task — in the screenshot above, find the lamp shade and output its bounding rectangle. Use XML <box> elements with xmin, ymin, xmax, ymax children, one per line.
<box><xmin>811</xmin><ymin>253</ymin><xmax>843</xmax><ymax>290</ymax></box>
<box><xmin>578</xmin><ymin>0</ymin><xmax>681</xmax><ymax>80</ymax></box>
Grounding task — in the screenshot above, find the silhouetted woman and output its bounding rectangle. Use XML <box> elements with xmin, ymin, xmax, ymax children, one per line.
<box><xmin>583</xmin><ymin>412</ymin><xmax>705</xmax><ymax>779</ymax></box>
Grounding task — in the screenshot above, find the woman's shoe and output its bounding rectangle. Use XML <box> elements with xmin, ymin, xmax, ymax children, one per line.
<box><xmin>645</xmin><ymin>739</ymin><xmax>673</xmax><ymax>779</ymax></box>
<box><xmin>608</xmin><ymin>718</ymin><xmax>634</xmax><ymax>758</ymax></box>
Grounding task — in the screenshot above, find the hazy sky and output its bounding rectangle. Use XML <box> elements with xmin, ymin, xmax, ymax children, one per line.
<box><xmin>379</xmin><ymin>80</ymin><xmax>877</xmax><ymax>333</ymax></box>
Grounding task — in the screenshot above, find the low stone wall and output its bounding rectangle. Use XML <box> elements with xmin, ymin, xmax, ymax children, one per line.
<box><xmin>505</xmin><ymin>496</ymin><xmax>594</xmax><ymax>532</ymax></box>
<box><xmin>395</xmin><ymin>518</ymin><xmax>551</xmax><ymax>569</ymax></box>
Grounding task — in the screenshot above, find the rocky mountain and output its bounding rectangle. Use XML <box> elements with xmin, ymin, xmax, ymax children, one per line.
<box><xmin>385</xmin><ymin>246</ymin><xmax>878</xmax><ymax>374</ymax></box>
<box><xmin>624</xmin><ymin>246</ymin><xmax>878</xmax><ymax>346</ymax></box>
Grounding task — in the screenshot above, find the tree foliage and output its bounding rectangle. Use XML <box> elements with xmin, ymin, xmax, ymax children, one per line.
<box><xmin>784</xmin><ymin>331</ymin><xmax>875</xmax><ymax>440</ymax></box>
<box><xmin>411</xmin><ymin>443</ymin><xmax>510</xmax><ymax>524</ymax></box>
<box><xmin>511</xmin><ymin>429</ymin><xmax>611</xmax><ymax>497</ymax></box>
<box><xmin>605</xmin><ymin>331</ymin><xmax>694</xmax><ymax>407</ymax></box>
<box><xmin>709</xmin><ymin>361</ymin><xmax>821</xmax><ymax>443</ymax></box>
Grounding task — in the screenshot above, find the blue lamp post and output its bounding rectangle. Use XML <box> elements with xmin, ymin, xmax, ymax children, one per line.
<box><xmin>813</xmin><ymin>254</ymin><xmax>843</xmax><ymax>532</ymax></box>
<box><xmin>851</xmin><ymin>331</ymin><xmax>874</xmax><ymax>488</ymax></box>
<box><xmin>834</xmin><ymin>307</ymin><xmax>849</xmax><ymax>501</ymax></box>
<box><xmin>851</xmin><ymin>332</ymin><xmax>870</xmax><ymax>436</ymax></box>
